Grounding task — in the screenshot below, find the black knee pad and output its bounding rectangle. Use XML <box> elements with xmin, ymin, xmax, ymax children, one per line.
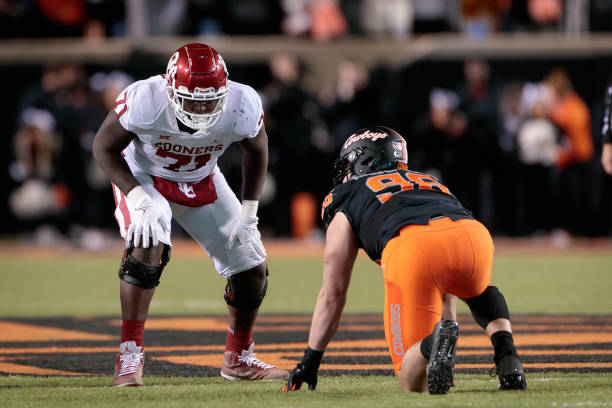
<box><xmin>464</xmin><ymin>286</ymin><xmax>510</xmax><ymax>329</ymax></box>
<box><xmin>118</xmin><ymin>244</ymin><xmax>171</xmax><ymax>289</ymax></box>
<box><xmin>224</xmin><ymin>267</ymin><xmax>268</xmax><ymax>311</ymax></box>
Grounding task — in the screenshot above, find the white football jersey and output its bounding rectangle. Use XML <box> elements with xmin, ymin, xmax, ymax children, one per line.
<box><xmin>114</xmin><ymin>75</ymin><xmax>264</xmax><ymax>183</ymax></box>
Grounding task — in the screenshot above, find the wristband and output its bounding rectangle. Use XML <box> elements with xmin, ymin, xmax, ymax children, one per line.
<box><xmin>127</xmin><ymin>185</ymin><xmax>150</xmax><ymax>208</ymax></box>
<box><xmin>241</xmin><ymin>200</ymin><xmax>259</xmax><ymax>217</ymax></box>
<box><xmin>301</xmin><ymin>347</ymin><xmax>324</xmax><ymax>372</ymax></box>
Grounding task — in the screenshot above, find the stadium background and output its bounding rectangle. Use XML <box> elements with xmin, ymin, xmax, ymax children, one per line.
<box><xmin>1</xmin><ymin>1</ymin><xmax>611</xmax><ymax>406</ymax></box>
<box><xmin>2</xmin><ymin>0</ymin><xmax>612</xmax><ymax>243</ymax></box>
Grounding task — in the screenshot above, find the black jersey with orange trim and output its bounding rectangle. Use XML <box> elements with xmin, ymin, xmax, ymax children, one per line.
<box><xmin>321</xmin><ymin>169</ymin><xmax>474</xmax><ymax>262</ymax></box>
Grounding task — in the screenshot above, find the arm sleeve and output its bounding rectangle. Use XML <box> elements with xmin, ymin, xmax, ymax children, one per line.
<box><xmin>603</xmin><ymin>83</ymin><xmax>612</xmax><ymax>144</ymax></box>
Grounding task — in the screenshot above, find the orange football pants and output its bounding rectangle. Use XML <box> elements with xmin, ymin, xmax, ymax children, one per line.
<box><xmin>380</xmin><ymin>217</ymin><xmax>493</xmax><ymax>374</ymax></box>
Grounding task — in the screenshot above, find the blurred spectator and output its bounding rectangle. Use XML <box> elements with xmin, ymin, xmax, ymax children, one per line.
<box><xmin>77</xmin><ymin>70</ymin><xmax>134</xmax><ymax>243</ymax></box>
<box><xmin>185</xmin><ymin>0</ymin><xmax>224</xmax><ymax>35</ymax></box>
<box><xmin>2</xmin><ymin>0</ymin><xmax>124</xmax><ymax>39</ymax></box>
<box><xmin>454</xmin><ymin>59</ymin><xmax>500</xmax><ymax>227</ymax></box>
<box><xmin>263</xmin><ymin>53</ymin><xmax>327</xmax><ymax>236</ymax></box>
<box><xmin>222</xmin><ymin>0</ymin><xmax>284</xmax><ymax>35</ymax></box>
<box><xmin>496</xmin><ymin>81</ymin><xmax>527</xmax><ymax>234</ymax></box>
<box><xmin>84</xmin><ymin>0</ymin><xmax>125</xmax><ymax>37</ymax></box>
<box><xmin>358</xmin><ymin>0</ymin><xmax>413</xmax><ymax>37</ymax></box>
<box><xmin>15</xmin><ymin>62</ymin><xmax>108</xmax><ymax>242</ymax></box>
<box><xmin>412</xmin><ymin>0</ymin><xmax>460</xmax><ymax>34</ymax></box>
<box><xmin>460</xmin><ymin>0</ymin><xmax>511</xmax><ymax>37</ymax></box>
<box><xmin>34</xmin><ymin>0</ymin><xmax>86</xmax><ymax>37</ymax></box>
<box><xmin>0</xmin><ymin>0</ymin><xmax>26</xmax><ymax>38</ymax></box>
<box><xmin>545</xmin><ymin>68</ymin><xmax>594</xmax><ymax>169</ymax></box>
<box><xmin>544</xmin><ymin>68</ymin><xmax>595</xmax><ymax>235</ymax></box>
<box><xmin>282</xmin><ymin>0</ymin><xmax>348</xmax><ymax>41</ymax></box>
<box><xmin>8</xmin><ymin>108</ymin><xmax>69</xmax><ymax>242</ymax></box>
<box><xmin>517</xmin><ymin>83</ymin><xmax>557</xmax><ymax>167</ymax></box>
<box><xmin>320</xmin><ymin>59</ymin><xmax>378</xmax><ymax>150</ymax></box>
<box><xmin>10</xmin><ymin>108</ymin><xmax>61</xmax><ymax>183</ymax></box>
<box><xmin>411</xmin><ymin>87</ymin><xmax>464</xmax><ymax>175</ymax></box>
<box><xmin>528</xmin><ymin>0</ymin><xmax>562</xmax><ymax>30</ymax></box>
<box><xmin>146</xmin><ymin>0</ymin><xmax>189</xmax><ymax>36</ymax></box>
<box><xmin>590</xmin><ymin>0</ymin><xmax>612</xmax><ymax>32</ymax></box>
<box><xmin>514</xmin><ymin>82</ymin><xmax>558</xmax><ymax>234</ymax></box>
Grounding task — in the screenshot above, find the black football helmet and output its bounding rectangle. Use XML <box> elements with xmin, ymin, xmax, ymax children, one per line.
<box><xmin>333</xmin><ymin>126</ymin><xmax>408</xmax><ymax>186</ymax></box>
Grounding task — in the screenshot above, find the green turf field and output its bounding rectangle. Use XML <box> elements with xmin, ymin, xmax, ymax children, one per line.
<box><xmin>1</xmin><ymin>251</ymin><xmax>611</xmax><ymax>407</ymax></box>
<box><xmin>1</xmin><ymin>374</ymin><xmax>611</xmax><ymax>408</ymax></box>
<box><xmin>0</xmin><ymin>253</ymin><xmax>611</xmax><ymax>316</ymax></box>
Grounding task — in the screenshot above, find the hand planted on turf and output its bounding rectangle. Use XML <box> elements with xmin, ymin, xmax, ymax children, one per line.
<box><xmin>282</xmin><ymin>363</ymin><xmax>317</xmax><ymax>391</ymax></box>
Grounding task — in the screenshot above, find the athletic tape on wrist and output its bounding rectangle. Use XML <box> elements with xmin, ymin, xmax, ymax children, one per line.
<box><xmin>241</xmin><ymin>200</ymin><xmax>259</xmax><ymax>217</ymax></box>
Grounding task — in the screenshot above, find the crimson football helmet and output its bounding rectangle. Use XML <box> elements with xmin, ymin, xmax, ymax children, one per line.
<box><xmin>333</xmin><ymin>126</ymin><xmax>408</xmax><ymax>186</ymax></box>
<box><xmin>166</xmin><ymin>43</ymin><xmax>229</xmax><ymax>130</ymax></box>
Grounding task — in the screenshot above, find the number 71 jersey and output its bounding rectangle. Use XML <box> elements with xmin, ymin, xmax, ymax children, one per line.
<box><xmin>321</xmin><ymin>169</ymin><xmax>474</xmax><ymax>262</ymax></box>
<box><xmin>115</xmin><ymin>75</ymin><xmax>264</xmax><ymax>183</ymax></box>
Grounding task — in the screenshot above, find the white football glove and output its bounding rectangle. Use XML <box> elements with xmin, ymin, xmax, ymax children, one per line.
<box><xmin>125</xmin><ymin>186</ymin><xmax>171</xmax><ymax>249</ymax></box>
<box><xmin>226</xmin><ymin>200</ymin><xmax>266</xmax><ymax>258</ymax></box>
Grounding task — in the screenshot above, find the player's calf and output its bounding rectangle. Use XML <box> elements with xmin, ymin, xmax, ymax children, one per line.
<box><xmin>222</xmin><ymin>265</ymin><xmax>289</xmax><ymax>381</ymax></box>
<box><xmin>465</xmin><ymin>286</ymin><xmax>527</xmax><ymax>390</ymax></box>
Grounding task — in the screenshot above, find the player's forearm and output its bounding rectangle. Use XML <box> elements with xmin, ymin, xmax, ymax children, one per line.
<box><xmin>92</xmin><ymin>146</ymin><xmax>140</xmax><ymax>195</ymax></box>
<box><xmin>307</xmin><ymin>289</ymin><xmax>347</xmax><ymax>351</ymax></box>
<box><xmin>241</xmin><ymin>147</ymin><xmax>268</xmax><ymax>201</ymax></box>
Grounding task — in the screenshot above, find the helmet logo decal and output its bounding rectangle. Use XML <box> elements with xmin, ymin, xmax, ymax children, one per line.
<box><xmin>392</xmin><ymin>140</ymin><xmax>407</xmax><ymax>161</ymax></box>
<box><xmin>166</xmin><ymin>51</ymin><xmax>180</xmax><ymax>88</ymax></box>
<box><xmin>217</xmin><ymin>54</ymin><xmax>228</xmax><ymax>77</ymax></box>
<box><xmin>343</xmin><ymin>130</ymin><xmax>388</xmax><ymax>149</ymax></box>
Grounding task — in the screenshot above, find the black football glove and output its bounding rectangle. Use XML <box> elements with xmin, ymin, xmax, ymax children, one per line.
<box><xmin>283</xmin><ymin>362</ymin><xmax>318</xmax><ymax>391</ymax></box>
<box><xmin>282</xmin><ymin>347</ymin><xmax>324</xmax><ymax>392</ymax></box>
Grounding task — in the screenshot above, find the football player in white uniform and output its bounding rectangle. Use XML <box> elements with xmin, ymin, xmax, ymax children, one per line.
<box><xmin>93</xmin><ymin>43</ymin><xmax>288</xmax><ymax>386</ymax></box>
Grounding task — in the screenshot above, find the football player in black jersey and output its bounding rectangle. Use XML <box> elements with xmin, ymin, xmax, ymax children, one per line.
<box><xmin>282</xmin><ymin>126</ymin><xmax>526</xmax><ymax>394</ymax></box>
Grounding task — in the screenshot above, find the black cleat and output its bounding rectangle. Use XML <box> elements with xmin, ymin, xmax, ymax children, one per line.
<box><xmin>426</xmin><ymin>320</ymin><xmax>459</xmax><ymax>395</ymax></box>
<box><xmin>494</xmin><ymin>355</ymin><xmax>527</xmax><ymax>390</ymax></box>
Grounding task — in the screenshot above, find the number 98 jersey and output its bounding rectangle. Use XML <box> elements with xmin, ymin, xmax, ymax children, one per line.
<box><xmin>321</xmin><ymin>169</ymin><xmax>474</xmax><ymax>262</ymax></box>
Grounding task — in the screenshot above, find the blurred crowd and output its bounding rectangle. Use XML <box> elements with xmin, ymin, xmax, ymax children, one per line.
<box><xmin>409</xmin><ymin>62</ymin><xmax>603</xmax><ymax>241</ymax></box>
<box><xmin>3</xmin><ymin>1</ymin><xmax>612</xmax><ymax>247</ymax></box>
<box><xmin>6</xmin><ymin>54</ymin><xmax>612</xmax><ymax>248</ymax></box>
<box><xmin>2</xmin><ymin>0</ymin><xmax>612</xmax><ymax>40</ymax></box>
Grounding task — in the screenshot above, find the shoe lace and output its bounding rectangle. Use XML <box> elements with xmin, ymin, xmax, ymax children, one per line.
<box><xmin>119</xmin><ymin>351</ymin><xmax>143</xmax><ymax>376</ymax></box>
<box><xmin>489</xmin><ymin>366</ymin><xmax>498</xmax><ymax>377</ymax></box>
<box><xmin>238</xmin><ymin>352</ymin><xmax>275</xmax><ymax>370</ymax></box>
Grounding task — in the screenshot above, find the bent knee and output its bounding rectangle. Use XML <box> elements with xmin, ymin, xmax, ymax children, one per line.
<box><xmin>131</xmin><ymin>244</ymin><xmax>167</xmax><ymax>265</ymax></box>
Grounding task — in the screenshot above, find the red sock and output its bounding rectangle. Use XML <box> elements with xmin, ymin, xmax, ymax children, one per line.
<box><xmin>225</xmin><ymin>326</ymin><xmax>253</xmax><ymax>352</ymax></box>
<box><xmin>121</xmin><ymin>320</ymin><xmax>145</xmax><ymax>347</ymax></box>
